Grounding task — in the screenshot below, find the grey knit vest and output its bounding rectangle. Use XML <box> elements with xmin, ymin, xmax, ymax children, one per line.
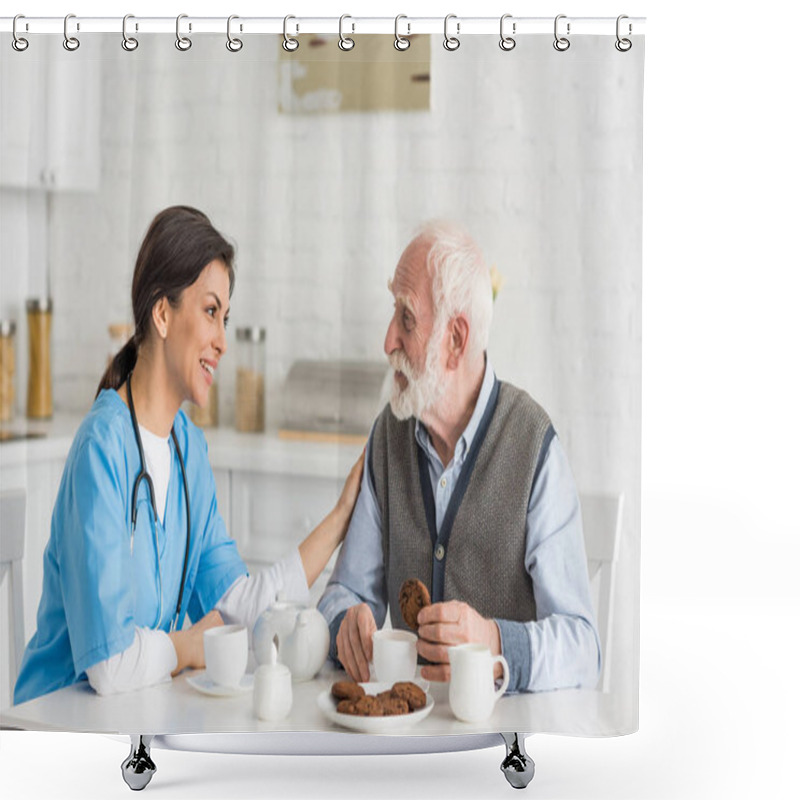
<box><xmin>371</xmin><ymin>379</ymin><xmax>555</xmax><ymax>631</ymax></box>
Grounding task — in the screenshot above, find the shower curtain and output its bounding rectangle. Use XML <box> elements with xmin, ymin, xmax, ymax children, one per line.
<box><xmin>0</xmin><ymin>24</ymin><xmax>643</xmax><ymax>742</ymax></box>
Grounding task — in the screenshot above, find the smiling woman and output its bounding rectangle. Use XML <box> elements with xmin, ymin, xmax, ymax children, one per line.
<box><xmin>12</xmin><ymin>206</ymin><xmax>365</xmax><ymax>707</ymax></box>
<box><xmin>141</xmin><ymin>259</ymin><xmax>230</xmax><ymax>427</ymax></box>
<box><xmin>97</xmin><ymin>206</ymin><xmax>235</xmax><ymax>419</ymax></box>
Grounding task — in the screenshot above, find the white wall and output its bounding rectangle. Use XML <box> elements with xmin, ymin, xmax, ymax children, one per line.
<box><xmin>38</xmin><ymin>36</ymin><xmax>642</xmax><ymax>455</ymax></box>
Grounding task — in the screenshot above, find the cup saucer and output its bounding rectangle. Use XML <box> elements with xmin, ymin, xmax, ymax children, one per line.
<box><xmin>186</xmin><ymin>671</ymin><xmax>254</xmax><ymax>697</ymax></box>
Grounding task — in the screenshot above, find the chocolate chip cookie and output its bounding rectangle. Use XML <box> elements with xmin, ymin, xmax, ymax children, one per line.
<box><xmin>379</xmin><ymin>696</ymin><xmax>410</xmax><ymax>716</ymax></box>
<box><xmin>352</xmin><ymin>696</ymin><xmax>384</xmax><ymax>716</ymax></box>
<box><xmin>331</xmin><ymin>681</ymin><xmax>366</xmax><ymax>701</ymax></box>
<box><xmin>398</xmin><ymin>578</ymin><xmax>431</xmax><ymax>631</ymax></box>
<box><xmin>336</xmin><ymin>699</ymin><xmax>359</xmax><ymax>715</ymax></box>
<box><xmin>391</xmin><ymin>681</ymin><xmax>427</xmax><ymax>710</ymax></box>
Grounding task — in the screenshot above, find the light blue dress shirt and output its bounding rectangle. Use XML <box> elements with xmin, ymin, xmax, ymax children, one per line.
<box><xmin>318</xmin><ymin>361</ymin><xmax>601</xmax><ymax>692</ymax></box>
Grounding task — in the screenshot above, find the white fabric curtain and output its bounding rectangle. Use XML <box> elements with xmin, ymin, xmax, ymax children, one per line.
<box><xmin>1</xmin><ymin>30</ymin><xmax>643</xmax><ymax>735</ymax></box>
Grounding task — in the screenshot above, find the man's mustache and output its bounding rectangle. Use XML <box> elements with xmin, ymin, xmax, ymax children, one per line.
<box><xmin>388</xmin><ymin>352</ymin><xmax>416</xmax><ymax>381</ymax></box>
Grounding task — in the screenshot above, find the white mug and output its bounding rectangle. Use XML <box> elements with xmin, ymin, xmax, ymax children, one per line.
<box><xmin>448</xmin><ymin>643</ymin><xmax>510</xmax><ymax>723</ymax></box>
<box><xmin>203</xmin><ymin>624</ymin><xmax>248</xmax><ymax>689</ymax></box>
<box><xmin>253</xmin><ymin>663</ymin><xmax>293</xmax><ymax>721</ymax></box>
<box><xmin>372</xmin><ymin>629</ymin><xmax>418</xmax><ymax>683</ymax></box>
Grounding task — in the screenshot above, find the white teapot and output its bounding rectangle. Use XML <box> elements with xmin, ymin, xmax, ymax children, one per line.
<box><xmin>252</xmin><ymin>601</ymin><xmax>330</xmax><ymax>682</ymax></box>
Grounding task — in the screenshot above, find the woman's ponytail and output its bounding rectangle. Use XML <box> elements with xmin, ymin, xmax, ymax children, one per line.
<box><xmin>95</xmin><ymin>336</ymin><xmax>137</xmax><ymax>397</ymax></box>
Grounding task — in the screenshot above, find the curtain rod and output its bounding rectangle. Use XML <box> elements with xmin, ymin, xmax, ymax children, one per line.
<box><xmin>1</xmin><ymin>16</ymin><xmax>646</xmax><ymax>37</ymax></box>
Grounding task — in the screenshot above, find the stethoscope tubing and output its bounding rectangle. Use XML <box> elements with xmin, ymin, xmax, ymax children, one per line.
<box><xmin>126</xmin><ymin>374</ymin><xmax>191</xmax><ymax>632</ymax></box>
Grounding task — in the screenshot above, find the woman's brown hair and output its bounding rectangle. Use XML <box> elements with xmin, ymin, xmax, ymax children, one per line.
<box><xmin>96</xmin><ymin>206</ymin><xmax>235</xmax><ymax>396</ymax></box>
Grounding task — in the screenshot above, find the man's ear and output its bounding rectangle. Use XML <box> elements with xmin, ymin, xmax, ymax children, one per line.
<box><xmin>151</xmin><ymin>297</ymin><xmax>170</xmax><ymax>340</ymax></box>
<box><xmin>447</xmin><ymin>315</ymin><xmax>470</xmax><ymax>370</ymax></box>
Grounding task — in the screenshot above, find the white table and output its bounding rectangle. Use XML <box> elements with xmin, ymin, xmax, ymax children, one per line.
<box><xmin>1</xmin><ymin>666</ymin><xmax>620</xmax><ymax>790</ymax></box>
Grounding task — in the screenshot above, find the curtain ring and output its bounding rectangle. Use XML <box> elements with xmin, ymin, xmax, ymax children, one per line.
<box><xmin>553</xmin><ymin>14</ymin><xmax>570</xmax><ymax>52</ymax></box>
<box><xmin>394</xmin><ymin>15</ymin><xmax>411</xmax><ymax>51</ymax></box>
<box><xmin>226</xmin><ymin>15</ymin><xmax>243</xmax><ymax>52</ymax></box>
<box><xmin>12</xmin><ymin>15</ymin><xmax>29</xmax><ymax>52</ymax></box>
<box><xmin>121</xmin><ymin>14</ymin><xmax>139</xmax><ymax>51</ymax></box>
<box><xmin>283</xmin><ymin>15</ymin><xmax>299</xmax><ymax>52</ymax></box>
<box><xmin>175</xmin><ymin>14</ymin><xmax>192</xmax><ymax>51</ymax></box>
<box><xmin>499</xmin><ymin>14</ymin><xmax>516</xmax><ymax>51</ymax></box>
<box><xmin>443</xmin><ymin>14</ymin><xmax>460</xmax><ymax>51</ymax></box>
<box><xmin>63</xmin><ymin>13</ymin><xmax>80</xmax><ymax>51</ymax></box>
<box><xmin>615</xmin><ymin>15</ymin><xmax>632</xmax><ymax>52</ymax></box>
<box><xmin>338</xmin><ymin>14</ymin><xmax>355</xmax><ymax>51</ymax></box>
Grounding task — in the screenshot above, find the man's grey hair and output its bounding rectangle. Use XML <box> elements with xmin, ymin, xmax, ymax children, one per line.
<box><xmin>416</xmin><ymin>220</ymin><xmax>493</xmax><ymax>365</ymax></box>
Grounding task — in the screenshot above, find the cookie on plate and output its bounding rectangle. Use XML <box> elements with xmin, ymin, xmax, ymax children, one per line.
<box><xmin>391</xmin><ymin>681</ymin><xmax>427</xmax><ymax>710</ymax></box>
<box><xmin>380</xmin><ymin>696</ymin><xmax>410</xmax><ymax>716</ymax></box>
<box><xmin>352</xmin><ymin>695</ymin><xmax>384</xmax><ymax>717</ymax></box>
<box><xmin>331</xmin><ymin>681</ymin><xmax>365</xmax><ymax>701</ymax></box>
<box><xmin>398</xmin><ymin>578</ymin><xmax>431</xmax><ymax>631</ymax></box>
<box><xmin>337</xmin><ymin>699</ymin><xmax>359</xmax><ymax>715</ymax></box>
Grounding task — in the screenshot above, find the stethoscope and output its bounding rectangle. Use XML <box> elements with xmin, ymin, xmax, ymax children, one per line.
<box><xmin>127</xmin><ymin>374</ymin><xmax>191</xmax><ymax>633</ymax></box>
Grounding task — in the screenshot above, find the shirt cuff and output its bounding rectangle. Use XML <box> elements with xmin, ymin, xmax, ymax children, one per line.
<box><xmin>86</xmin><ymin>628</ymin><xmax>176</xmax><ymax>696</ymax></box>
<box><xmin>328</xmin><ymin>609</ymin><xmax>348</xmax><ymax>665</ymax></box>
<box><xmin>495</xmin><ymin>618</ymin><xmax>532</xmax><ymax>693</ymax></box>
<box><xmin>215</xmin><ymin>549</ymin><xmax>311</xmax><ymax>637</ymax></box>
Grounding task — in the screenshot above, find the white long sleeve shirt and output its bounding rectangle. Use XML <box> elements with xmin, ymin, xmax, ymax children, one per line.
<box><xmin>87</xmin><ymin>550</ymin><xmax>309</xmax><ymax>695</ymax></box>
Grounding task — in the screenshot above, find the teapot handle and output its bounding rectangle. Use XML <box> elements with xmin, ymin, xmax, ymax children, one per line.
<box><xmin>254</xmin><ymin>614</ymin><xmax>292</xmax><ymax>664</ymax></box>
<box><xmin>267</xmin><ymin>635</ymin><xmax>279</xmax><ymax>665</ymax></box>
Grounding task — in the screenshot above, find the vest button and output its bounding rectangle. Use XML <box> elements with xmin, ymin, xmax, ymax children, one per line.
<box><xmin>435</xmin><ymin>544</ymin><xmax>445</xmax><ymax>561</ymax></box>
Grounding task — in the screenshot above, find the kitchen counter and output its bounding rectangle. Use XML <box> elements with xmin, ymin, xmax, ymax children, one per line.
<box><xmin>0</xmin><ymin>413</ymin><xmax>364</xmax><ymax>478</ymax></box>
<box><xmin>0</xmin><ymin>415</ymin><xmax>84</xmax><ymax>467</ymax></box>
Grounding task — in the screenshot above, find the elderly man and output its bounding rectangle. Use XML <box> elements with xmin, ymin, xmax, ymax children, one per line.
<box><xmin>318</xmin><ymin>221</ymin><xmax>600</xmax><ymax>692</ymax></box>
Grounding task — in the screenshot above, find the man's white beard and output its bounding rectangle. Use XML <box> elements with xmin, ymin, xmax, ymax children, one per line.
<box><xmin>388</xmin><ymin>333</ymin><xmax>446</xmax><ymax>421</ymax></box>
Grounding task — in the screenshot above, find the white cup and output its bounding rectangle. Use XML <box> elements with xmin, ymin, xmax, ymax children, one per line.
<box><xmin>203</xmin><ymin>624</ymin><xmax>248</xmax><ymax>689</ymax></box>
<box><xmin>372</xmin><ymin>629</ymin><xmax>418</xmax><ymax>683</ymax></box>
<box><xmin>253</xmin><ymin>663</ymin><xmax>293</xmax><ymax>721</ymax></box>
<box><xmin>448</xmin><ymin>643</ymin><xmax>510</xmax><ymax>723</ymax></box>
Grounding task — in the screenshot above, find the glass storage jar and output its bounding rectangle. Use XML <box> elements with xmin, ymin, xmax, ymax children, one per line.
<box><xmin>26</xmin><ymin>298</ymin><xmax>53</xmax><ymax>419</ymax></box>
<box><xmin>107</xmin><ymin>322</ymin><xmax>133</xmax><ymax>367</ymax></box>
<box><xmin>235</xmin><ymin>326</ymin><xmax>266</xmax><ymax>433</ymax></box>
<box><xmin>188</xmin><ymin>381</ymin><xmax>218</xmax><ymax>428</ymax></box>
<box><xmin>0</xmin><ymin>320</ymin><xmax>16</xmax><ymax>423</ymax></box>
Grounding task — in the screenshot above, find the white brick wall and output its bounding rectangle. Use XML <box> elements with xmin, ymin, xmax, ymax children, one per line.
<box><xmin>2</xmin><ymin>33</ymin><xmax>642</xmax><ymax>699</ymax></box>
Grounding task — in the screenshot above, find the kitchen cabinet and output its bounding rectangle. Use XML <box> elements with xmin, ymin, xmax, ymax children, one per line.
<box><xmin>0</xmin><ymin>46</ymin><xmax>100</xmax><ymax>191</ymax></box>
<box><xmin>231</xmin><ymin>469</ymin><xmax>344</xmax><ymax>605</ymax></box>
<box><xmin>1</xmin><ymin>452</ymin><xmax>66</xmax><ymax>708</ymax></box>
<box><xmin>0</xmin><ymin>418</ymin><xmax>362</xmax><ymax>707</ymax></box>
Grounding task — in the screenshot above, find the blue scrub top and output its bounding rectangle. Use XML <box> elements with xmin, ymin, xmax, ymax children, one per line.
<box><xmin>13</xmin><ymin>389</ymin><xmax>248</xmax><ymax>705</ymax></box>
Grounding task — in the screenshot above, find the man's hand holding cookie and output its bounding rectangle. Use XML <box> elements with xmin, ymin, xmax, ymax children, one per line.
<box><xmin>416</xmin><ymin>601</ymin><xmax>502</xmax><ymax>683</ymax></box>
<box><xmin>336</xmin><ymin>603</ymin><xmax>377</xmax><ymax>683</ymax></box>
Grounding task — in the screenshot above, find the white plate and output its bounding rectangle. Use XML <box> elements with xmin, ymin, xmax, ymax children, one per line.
<box><xmin>186</xmin><ymin>671</ymin><xmax>254</xmax><ymax>697</ymax></box>
<box><xmin>317</xmin><ymin>681</ymin><xmax>434</xmax><ymax>733</ymax></box>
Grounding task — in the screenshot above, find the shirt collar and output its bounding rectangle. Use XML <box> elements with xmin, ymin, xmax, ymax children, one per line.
<box><xmin>415</xmin><ymin>356</ymin><xmax>497</xmax><ymax>464</ymax></box>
